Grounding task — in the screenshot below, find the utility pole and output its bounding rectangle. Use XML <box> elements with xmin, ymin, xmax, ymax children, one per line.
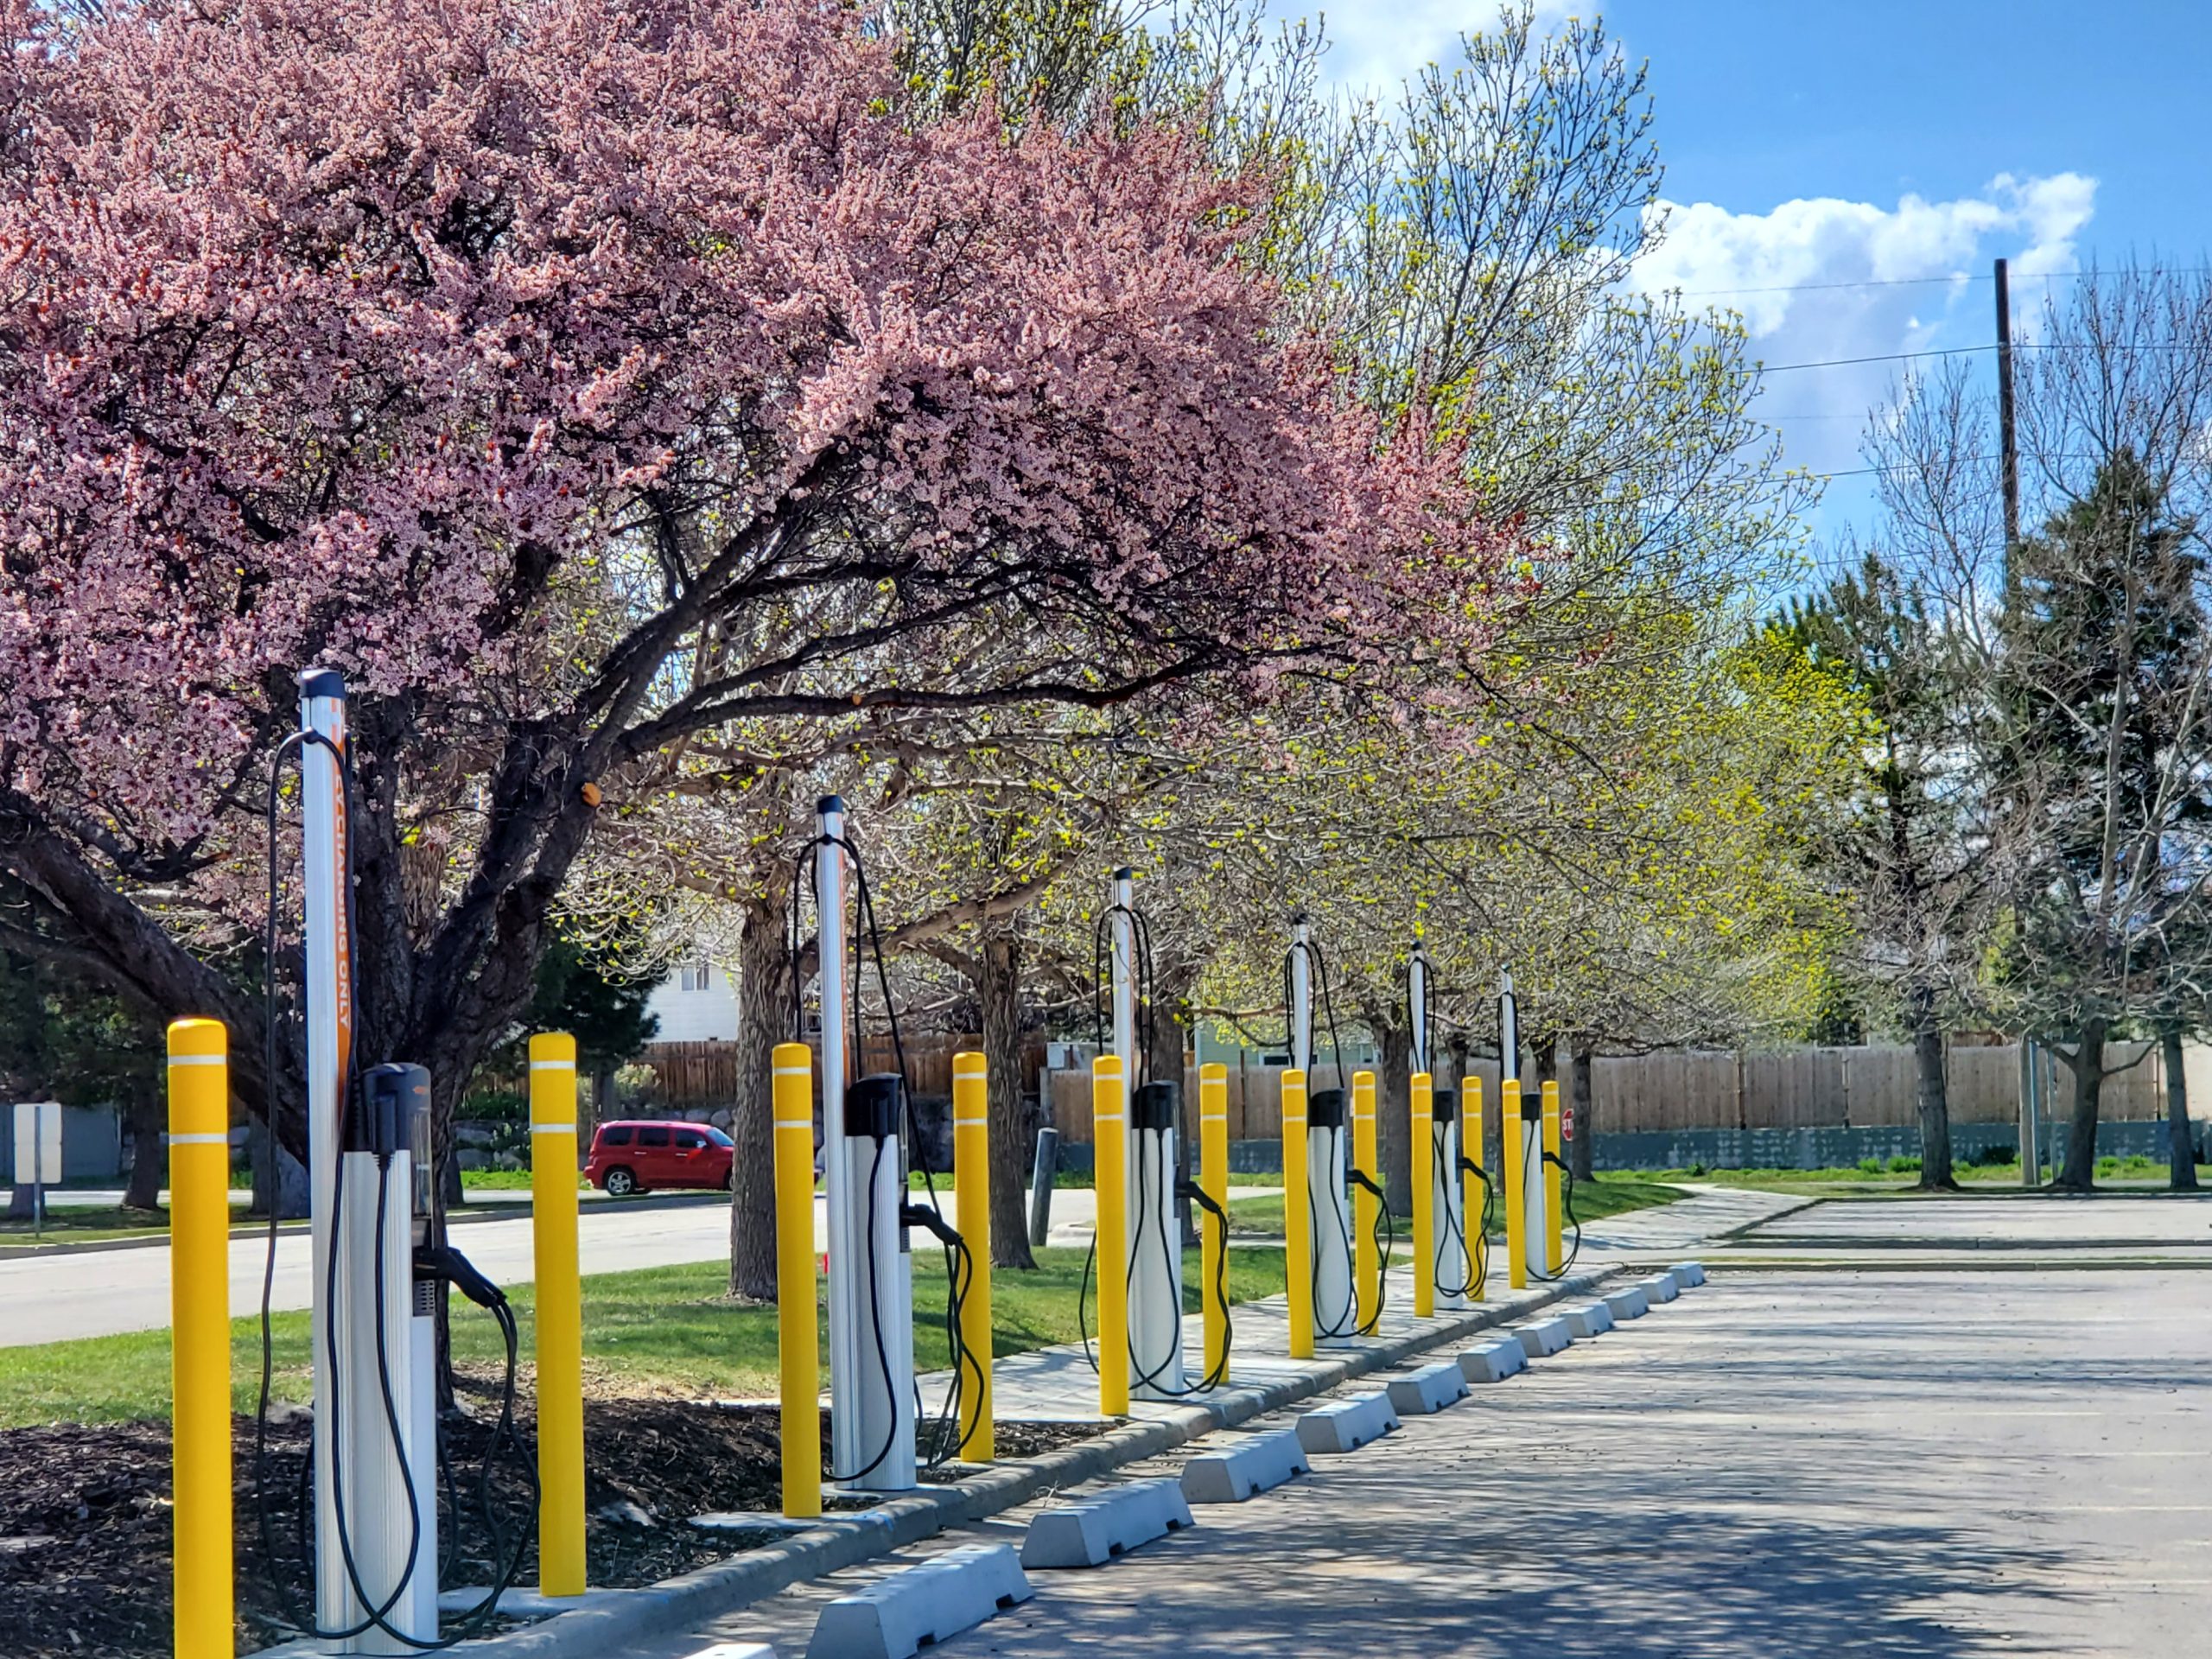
<box><xmin>1996</xmin><ymin>257</ymin><xmax>2022</xmax><ymax>576</ymax></box>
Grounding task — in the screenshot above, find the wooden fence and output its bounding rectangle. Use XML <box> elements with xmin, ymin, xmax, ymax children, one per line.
<box><xmin>1042</xmin><ymin>1039</ymin><xmax>2181</xmax><ymax>1145</ymax></box>
<box><xmin>643</xmin><ymin>1035</ymin><xmax>1048</xmax><ymax>1108</ymax></box>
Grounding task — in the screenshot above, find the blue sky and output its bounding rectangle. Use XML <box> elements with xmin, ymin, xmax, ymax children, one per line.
<box><xmin>1268</xmin><ymin>0</ymin><xmax>2212</xmax><ymax>548</ymax></box>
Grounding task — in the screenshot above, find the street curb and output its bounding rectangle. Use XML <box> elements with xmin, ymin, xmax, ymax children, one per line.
<box><xmin>443</xmin><ymin>1270</ymin><xmax>1618</xmax><ymax>1659</ymax></box>
<box><xmin>0</xmin><ymin>1191</ymin><xmax>719</xmax><ymax>1262</ymax></box>
<box><xmin>1710</xmin><ymin>1195</ymin><xmax>1824</xmax><ymax>1243</ymax></box>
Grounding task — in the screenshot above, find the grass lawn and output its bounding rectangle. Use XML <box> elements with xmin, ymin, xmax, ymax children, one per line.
<box><xmin>459</xmin><ymin>1168</ymin><xmax>588</xmax><ymax>1192</ymax></box>
<box><xmin>0</xmin><ymin>1205</ymin><xmax>175</xmax><ymax>1247</ymax></box>
<box><xmin>0</xmin><ymin>1243</ymin><xmax>1287</xmax><ymax>1431</ymax></box>
<box><xmin>1222</xmin><ymin>1172</ymin><xmax>1685</xmax><ymax>1237</ymax></box>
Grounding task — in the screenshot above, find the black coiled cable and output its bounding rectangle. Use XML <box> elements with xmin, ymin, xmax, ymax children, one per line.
<box><xmin>256</xmin><ymin>729</ymin><xmax>533</xmax><ymax>1650</ymax></box>
<box><xmin>1533</xmin><ymin>1149</ymin><xmax>1586</xmax><ymax>1279</ymax></box>
<box><xmin>788</xmin><ymin>824</ymin><xmax>982</xmax><ymax>1474</ymax></box>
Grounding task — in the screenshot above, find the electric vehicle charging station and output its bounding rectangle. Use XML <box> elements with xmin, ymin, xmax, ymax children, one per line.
<box><xmin>816</xmin><ymin>796</ymin><xmax>918</xmax><ymax>1493</ymax></box>
<box><xmin>265</xmin><ymin>669</ymin><xmax>551</xmax><ymax>1654</ymax></box>
<box><xmin>1109</xmin><ymin>868</ymin><xmax>1186</xmax><ymax>1400</ymax></box>
<box><xmin>1409</xmin><ymin>947</ymin><xmax>1467</xmax><ymax>1312</ymax></box>
<box><xmin>300</xmin><ymin>670</ymin><xmax>439</xmax><ymax>1653</ymax></box>
<box><xmin>1500</xmin><ymin>969</ymin><xmax>1548</xmax><ymax>1286</ymax></box>
<box><xmin>1290</xmin><ymin>918</ymin><xmax>1357</xmax><ymax>1344</ymax></box>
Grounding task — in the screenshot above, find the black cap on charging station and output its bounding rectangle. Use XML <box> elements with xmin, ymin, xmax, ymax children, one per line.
<box><xmin>846</xmin><ymin>1073</ymin><xmax>905</xmax><ymax>1141</ymax></box>
<box><xmin>1307</xmin><ymin>1087</ymin><xmax>1346</xmax><ymax>1130</ymax></box>
<box><xmin>1133</xmin><ymin>1080</ymin><xmax>1179</xmax><ymax>1132</ymax></box>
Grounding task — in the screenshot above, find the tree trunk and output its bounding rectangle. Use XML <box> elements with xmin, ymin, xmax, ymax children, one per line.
<box><xmin>2055</xmin><ymin>1018</ymin><xmax>2106</xmax><ymax>1191</ymax></box>
<box><xmin>728</xmin><ymin>896</ymin><xmax>790</xmax><ymax>1300</ymax></box>
<box><xmin>122</xmin><ymin>1073</ymin><xmax>165</xmax><ymax>1211</ymax></box>
<box><xmin>249</xmin><ymin>1122</ymin><xmax>309</xmax><ymax>1218</ymax></box>
<box><xmin>1908</xmin><ymin>986</ymin><xmax>1955</xmax><ymax>1189</ymax></box>
<box><xmin>1371</xmin><ymin>1017</ymin><xmax>1414</xmax><ymax>1217</ymax></box>
<box><xmin>978</xmin><ymin>929</ymin><xmax>1037</xmax><ymax>1270</ymax></box>
<box><xmin>2163</xmin><ymin>1027</ymin><xmax>2197</xmax><ymax>1191</ymax></box>
<box><xmin>1568</xmin><ymin>1041</ymin><xmax>1594</xmax><ymax>1184</ymax></box>
<box><xmin>588</xmin><ymin>1067</ymin><xmax>613</xmax><ymax>1143</ymax></box>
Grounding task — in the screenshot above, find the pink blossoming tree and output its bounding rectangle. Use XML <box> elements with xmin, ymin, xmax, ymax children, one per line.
<box><xmin>0</xmin><ymin>0</ymin><xmax>1505</xmax><ymax>1230</ymax></box>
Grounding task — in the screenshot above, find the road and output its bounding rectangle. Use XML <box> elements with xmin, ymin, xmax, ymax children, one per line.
<box><xmin>649</xmin><ymin>1263</ymin><xmax>2212</xmax><ymax>1658</ymax></box>
<box><xmin>0</xmin><ymin>1187</ymin><xmax>1103</xmax><ymax>1347</ymax></box>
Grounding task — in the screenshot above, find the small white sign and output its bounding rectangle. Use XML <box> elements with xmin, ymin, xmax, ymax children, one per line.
<box><xmin>13</xmin><ymin>1102</ymin><xmax>61</xmax><ymax>1186</ymax></box>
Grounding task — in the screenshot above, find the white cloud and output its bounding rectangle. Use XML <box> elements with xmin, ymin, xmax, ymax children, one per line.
<box><xmin>1630</xmin><ymin>174</ymin><xmax>2094</xmax><ymax>339</ymax></box>
<box><xmin>1623</xmin><ymin>175</ymin><xmax>2097</xmax><ymax>503</ymax></box>
<box><xmin>1266</xmin><ymin>0</ymin><xmax>1580</xmax><ymax>95</ymax></box>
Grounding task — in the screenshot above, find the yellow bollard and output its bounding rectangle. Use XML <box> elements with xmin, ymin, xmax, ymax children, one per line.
<box><xmin>1411</xmin><ymin>1071</ymin><xmax>1434</xmax><ymax>1318</ymax></box>
<box><xmin>1543</xmin><ymin>1079</ymin><xmax>1563</xmax><ymax>1274</ymax></box>
<box><xmin>1198</xmin><ymin>1063</ymin><xmax>1230</xmax><ymax>1382</ymax></box>
<box><xmin>1351</xmin><ymin>1071</ymin><xmax>1379</xmax><ymax>1332</ymax></box>
<box><xmin>1093</xmin><ymin>1056</ymin><xmax>1130</xmax><ymax>1416</ymax></box>
<box><xmin>951</xmin><ymin>1052</ymin><xmax>993</xmax><ymax>1461</ymax></box>
<box><xmin>528</xmin><ymin>1033</ymin><xmax>589</xmax><ymax>1590</ymax></box>
<box><xmin>1462</xmin><ymin>1077</ymin><xmax>1486</xmax><ymax>1300</ymax></box>
<box><xmin>1281</xmin><ymin>1068</ymin><xmax>1313</xmax><ymax>1359</ymax></box>
<box><xmin>168</xmin><ymin>1019</ymin><xmax>232</xmax><ymax>1659</ymax></box>
<box><xmin>1502</xmin><ymin>1078</ymin><xmax>1527</xmax><ymax>1289</ymax></box>
<box><xmin>772</xmin><ymin>1041</ymin><xmax>822</xmax><ymax>1518</ymax></box>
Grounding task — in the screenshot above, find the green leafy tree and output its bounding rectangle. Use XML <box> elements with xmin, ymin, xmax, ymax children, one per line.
<box><xmin>1775</xmin><ymin>549</ymin><xmax>1993</xmax><ymax>1188</ymax></box>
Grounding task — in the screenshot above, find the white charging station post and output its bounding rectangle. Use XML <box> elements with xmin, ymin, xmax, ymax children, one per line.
<box><xmin>817</xmin><ymin>797</ymin><xmax>915</xmax><ymax>1492</ymax></box>
<box><xmin>1411</xmin><ymin>948</ymin><xmax>1466</xmax><ymax>1311</ymax></box>
<box><xmin>1500</xmin><ymin>969</ymin><xmax>1546</xmax><ymax>1283</ymax></box>
<box><xmin>1291</xmin><ymin>918</ymin><xmax>1354</xmax><ymax>1342</ymax></box>
<box><xmin>1112</xmin><ymin>868</ymin><xmax>1185</xmax><ymax>1398</ymax></box>
<box><xmin>300</xmin><ymin>667</ymin><xmax>434</xmax><ymax>1653</ymax></box>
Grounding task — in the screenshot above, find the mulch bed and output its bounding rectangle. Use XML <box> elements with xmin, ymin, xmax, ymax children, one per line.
<box><xmin>0</xmin><ymin>1389</ymin><xmax>1106</xmax><ymax>1659</ymax></box>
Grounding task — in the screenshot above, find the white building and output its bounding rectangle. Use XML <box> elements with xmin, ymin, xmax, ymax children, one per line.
<box><xmin>643</xmin><ymin>959</ymin><xmax>741</xmax><ymax>1044</ymax></box>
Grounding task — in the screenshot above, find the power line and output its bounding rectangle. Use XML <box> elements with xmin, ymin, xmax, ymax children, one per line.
<box><xmin>1755</xmin><ymin>340</ymin><xmax>2197</xmax><ymax>375</ymax></box>
<box><xmin>1659</xmin><ymin>264</ymin><xmax>2211</xmax><ymax>301</ymax></box>
<box><xmin>1759</xmin><ymin>345</ymin><xmax>1994</xmax><ymax>373</ymax></box>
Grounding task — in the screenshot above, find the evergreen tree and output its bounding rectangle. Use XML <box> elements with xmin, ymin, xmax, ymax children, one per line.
<box><xmin>1777</xmin><ymin>548</ymin><xmax>1990</xmax><ymax>1188</ymax></box>
<box><xmin>1993</xmin><ymin>451</ymin><xmax>2212</xmax><ymax>1188</ymax></box>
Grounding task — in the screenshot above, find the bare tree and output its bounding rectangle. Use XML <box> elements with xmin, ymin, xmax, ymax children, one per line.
<box><xmin>1871</xmin><ymin>264</ymin><xmax>2212</xmax><ymax>1190</ymax></box>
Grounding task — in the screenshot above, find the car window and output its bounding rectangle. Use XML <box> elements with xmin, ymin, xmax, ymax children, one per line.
<box><xmin>601</xmin><ymin>1125</ymin><xmax>633</xmax><ymax>1147</ymax></box>
<box><xmin>674</xmin><ymin>1129</ymin><xmax>706</xmax><ymax>1150</ymax></box>
<box><xmin>706</xmin><ymin>1127</ymin><xmax>734</xmax><ymax>1147</ymax></box>
<box><xmin>638</xmin><ymin>1126</ymin><xmax>671</xmax><ymax>1147</ymax></box>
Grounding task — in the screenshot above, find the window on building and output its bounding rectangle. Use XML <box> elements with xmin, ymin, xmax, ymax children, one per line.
<box><xmin>679</xmin><ymin>962</ymin><xmax>711</xmax><ymax>993</ymax></box>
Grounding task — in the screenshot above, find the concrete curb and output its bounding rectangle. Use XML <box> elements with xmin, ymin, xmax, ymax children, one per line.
<box><xmin>441</xmin><ymin>1271</ymin><xmax>1617</xmax><ymax>1659</ymax></box>
<box><xmin>0</xmin><ymin>1190</ymin><xmax>704</xmax><ymax>1262</ymax></box>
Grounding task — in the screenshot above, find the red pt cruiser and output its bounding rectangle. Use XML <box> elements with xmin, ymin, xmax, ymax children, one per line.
<box><xmin>584</xmin><ymin>1119</ymin><xmax>735</xmax><ymax>1198</ymax></box>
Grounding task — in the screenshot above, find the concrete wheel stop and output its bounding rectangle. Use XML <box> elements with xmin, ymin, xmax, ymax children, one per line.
<box><xmin>1560</xmin><ymin>1301</ymin><xmax>1614</xmax><ymax>1339</ymax></box>
<box><xmin>1296</xmin><ymin>1389</ymin><xmax>1401</xmax><ymax>1453</ymax></box>
<box><xmin>1020</xmin><ymin>1478</ymin><xmax>1195</xmax><ymax>1569</ymax></box>
<box><xmin>804</xmin><ymin>1542</ymin><xmax>1032</xmax><ymax>1659</ymax></box>
<box><xmin>1602</xmin><ymin>1286</ymin><xmax>1649</xmax><ymax>1320</ymax></box>
<box><xmin>1180</xmin><ymin>1427</ymin><xmax>1312</xmax><ymax>1503</ymax></box>
<box><xmin>1457</xmin><ymin>1337</ymin><xmax>1529</xmax><ymax>1382</ymax></box>
<box><xmin>1512</xmin><ymin>1316</ymin><xmax>1574</xmax><ymax>1358</ymax></box>
<box><xmin>1384</xmin><ymin>1361</ymin><xmax>1470</xmax><ymax>1414</ymax></box>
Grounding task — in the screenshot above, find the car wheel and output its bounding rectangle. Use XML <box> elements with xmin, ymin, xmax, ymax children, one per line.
<box><xmin>605</xmin><ymin>1167</ymin><xmax>639</xmax><ymax>1198</ymax></box>
<box><xmin>723</xmin><ymin>1165</ymin><xmax>735</xmax><ymax>1192</ymax></box>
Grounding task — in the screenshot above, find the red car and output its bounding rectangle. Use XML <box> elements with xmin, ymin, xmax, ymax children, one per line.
<box><xmin>584</xmin><ymin>1119</ymin><xmax>735</xmax><ymax>1198</ymax></box>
